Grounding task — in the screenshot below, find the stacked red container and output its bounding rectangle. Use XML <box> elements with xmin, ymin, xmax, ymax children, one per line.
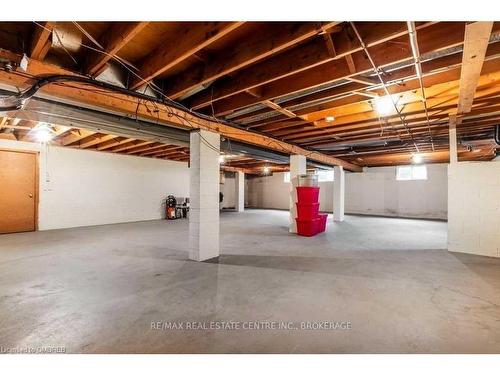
<box><xmin>295</xmin><ymin>187</ymin><xmax>327</xmax><ymax>236</ymax></box>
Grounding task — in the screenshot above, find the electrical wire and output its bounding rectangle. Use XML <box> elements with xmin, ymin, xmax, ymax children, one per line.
<box><xmin>349</xmin><ymin>21</ymin><xmax>420</xmax><ymax>153</ymax></box>
<box><xmin>9</xmin><ymin>23</ymin><xmax>342</xmax><ymax>163</ymax></box>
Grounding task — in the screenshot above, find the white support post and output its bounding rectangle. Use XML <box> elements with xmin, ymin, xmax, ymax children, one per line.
<box><xmin>189</xmin><ymin>129</ymin><xmax>220</xmax><ymax>261</ymax></box>
<box><xmin>289</xmin><ymin>154</ymin><xmax>307</xmax><ymax>233</ymax></box>
<box><xmin>333</xmin><ymin>166</ymin><xmax>345</xmax><ymax>222</ymax></box>
<box><xmin>449</xmin><ymin>115</ymin><xmax>458</xmax><ymax>164</ymax></box>
<box><xmin>235</xmin><ymin>171</ymin><xmax>245</xmax><ymax>212</ymax></box>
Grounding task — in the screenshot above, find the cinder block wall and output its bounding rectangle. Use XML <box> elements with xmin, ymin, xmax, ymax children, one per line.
<box><xmin>448</xmin><ymin>161</ymin><xmax>500</xmax><ymax>258</ymax></box>
<box><xmin>246</xmin><ymin>164</ymin><xmax>448</xmax><ymax>220</ymax></box>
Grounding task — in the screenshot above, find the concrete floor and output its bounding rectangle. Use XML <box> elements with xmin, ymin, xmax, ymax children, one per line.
<box><xmin>1</xmin><ymin>209</ymin><xmax>499</xmax><ymax>354</ymax></box>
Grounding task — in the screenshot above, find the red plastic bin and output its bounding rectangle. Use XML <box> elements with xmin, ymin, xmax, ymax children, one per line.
<box><xmin>296</xmin><ymin>217</ymin><xmax>320</xmax><ymax>237</ymax></box>
<box><xmin>296</xmin><ymin>202</ymin><xmax>320</xmax><ymax>219</ymax></box>
<box><xmin>296</xmin><ymin>186</ymin><xmax>320</xmax><ymax>204</ymax></box>
<box><xmin>317</xmin><ymin>213</ymin><xmax>327</xmax><ymax>233</ymax></box>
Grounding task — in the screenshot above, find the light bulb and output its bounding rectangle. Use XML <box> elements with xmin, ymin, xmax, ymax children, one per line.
<box><xmin>374</xmin><ymin>96</ymin><xmax>395</xmax><ymax>116</ymax></box>
<box><xmin>34</xmin><ymin>125</ymin><xmax>53</xmax><ymax>143</ymax></box>
<box><xmin>412</xmin><ymin>154</ymin><xmax>423</xmax><ymax>164</ymax></box>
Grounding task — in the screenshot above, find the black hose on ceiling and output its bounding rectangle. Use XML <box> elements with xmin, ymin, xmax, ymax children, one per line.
<box><xmin>495</xmin><ymin>125</ymin><xmax>500</xmax><ymax>146</ymax></box>
<box><xmin>0</xmin><ymin>74</ymin><xmax>243</xmax><ymax>131</ymax></box>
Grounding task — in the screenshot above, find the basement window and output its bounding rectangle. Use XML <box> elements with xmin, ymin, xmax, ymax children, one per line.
<box><xmin>396</xmin><ymin>165</ymin><xmax>428</xmax><ymax>181</ymax></box>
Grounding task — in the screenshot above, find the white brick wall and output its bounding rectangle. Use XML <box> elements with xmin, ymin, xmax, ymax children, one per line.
<box><xmin>448</xmin><ymin>161</ymin><xmax>500</xmax><ymax>258</ymax></box>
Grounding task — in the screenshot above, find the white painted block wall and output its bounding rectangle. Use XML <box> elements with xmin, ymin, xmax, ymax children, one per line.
<box><xmin>0</xmin><ymin>139</ymin><xmax>189</xmax><ymax>230</ymax></box>
<box><xmin>448</xmin><ymin>161</ymin><xmax>500</xmax><ymax>258</ymax></box>
<box><xmin>246</xmin><ymin>164</ymin><xmax>448</xmax><ymax>220</ymax></box>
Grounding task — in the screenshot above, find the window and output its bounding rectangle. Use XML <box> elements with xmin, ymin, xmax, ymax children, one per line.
<box><xmin>317</xmin><ymin>170</ymin><xmax>334</xmax><ymax>182</ymax></box>
<box><xmin>396</xmin><ymin>165</ymin><xmax>428</xmax><ymax>181</ymax></box>
<box><xmin>283</xmin><ymin>170</ymin><xmax>334</xmax><ymax>183</ymax></box>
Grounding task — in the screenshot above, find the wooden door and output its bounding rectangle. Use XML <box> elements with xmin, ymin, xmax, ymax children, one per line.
<box><xmin>0</xmin><ymin>150</ymin><xmax>38</xmax><ymax>234</ymax></box>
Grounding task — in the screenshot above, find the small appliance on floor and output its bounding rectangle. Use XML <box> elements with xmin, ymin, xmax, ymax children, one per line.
<box><xmin>166</xmin><ymin>195</ymin><xmax>177</xmax><ymax>220</ymax></box>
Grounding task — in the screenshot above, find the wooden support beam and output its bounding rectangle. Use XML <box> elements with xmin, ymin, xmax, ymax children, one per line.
<box><xmin>85</xmin><ymin>22</ymin><xmax>149</xmax><ymax>76</ymax></box>
<box><xmin>201</xmin><ymin>22</ymin><xmax>473</xmax><ymax>116</ymax></box>
<box><xmin>457</xmin><ymin>21</ymin><xmax>494</xmax><ymax>114</ymax></box>
<box><xmin>108</xmin><ymin>140</ymin><xmax>154</xmax><ymax>153</ymax></box>
<box><xmin>59</xmin><ymin>129</ymin><xmax>95</xmax><ymax>146</ymax></box>
<box><xmin>165</xmin><ymin>22</ymin><xmax>335</xmax><ymax>99</ymax></box>
<box><xmin>96</xmin><ymin>137</ymin><xmax>134</xmax><ymax>150</ymax></box>
<box><xmin>448</xmin><ymin>114</ymin><xmax>460</xmax><ymax>163</ymax></box>
<box><xmin>0</xmin><ymin>49</ymin><xmax>360</xmax><ymax>171</ymax></box>
<box><xmin>187</xmin><ymin>22</ymin><xmax>437</xmax><ymax>111</ymax></box>
<box><xmin>262</xmin><ymin>100</ymin><xmax>298</xmax><ymax>118</ymax></box>
<box><xmin>78</xmin><ymin>133</ymin><xmax>117</xmax><ymax>148</ymax></box>
<box><xmin>346</xmin><ymin>76</ymin><xmax>379</xmax><ymax>86</ymax></box>
<box><xmin>129</xmin><ymin>22</ymin><xmax>245</xmax><ymax>90</ymax></box>
<box><xmin>30</xmin><ymin>22</ymin><xmax>55</xmax><ymax>60</ymax></box>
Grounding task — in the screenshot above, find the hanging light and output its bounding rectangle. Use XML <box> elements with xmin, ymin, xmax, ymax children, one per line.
<box><xmin>374</xmin><ymin>95</ymin><xmax>395</xmax><ymax>116</ymax></box>
<box><xmin>412</xmin><ymin>154</ymin><xmax>423</xmax><ymax>164</ymax></box>
<box><xmin>263</xmin><ymin>166</ymin><xmax>270</xmax><ymax>174</ymax></box>
<box><xmin>33</xmin><ymin>122</ymin><xmax>54</xmax><ymax>143</ymax></box>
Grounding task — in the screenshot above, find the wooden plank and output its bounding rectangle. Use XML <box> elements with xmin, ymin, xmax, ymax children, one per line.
<box><xmin>262</xmin><ymin>100</ymin><xmax>298</xmax><ymax>118</ymax></box>
<box><xmin>0</xmin><ymin>49</ymin><xmax>361</xmax><ymax>171</ymax></box>
<box><xmin>187</xmin><ymin>22</ymin><xmax>436</xmax><ymax>110</ymax></box>
<box><xmin>457</xmin><ymin>22</ymin><xmax>494</xmax><ymax>114</ymax></box>
<box><xmin>58</xmin><ymin>129</ymin><xmax>95</xmax><ymax>146</ymax></box>
<box><xmin>30</xmin><ymin>22</ymin><xmax>55</xmax><ymax>60</ymax></box>
<box><xmin>78</xmin><ymin>133</ymin><xmax>117</xmax><ymax>148</ymax></box>
<box><xmin>165</xmin><ymin>22</ymin><xmax>336</xmax><ymax>99</ymax></box>
<box><xmin>85</xmin><ymin>22</ymin><xmax>149</xmax><ymax>76</ymax></box>
<box><xmin>129</xmin><ymin>22</ymin><xmax>245</xmax><ymax>90</ymax></box>
<box><xmin>202</xmin><ymin>22</ymin><xmax>471</xmax><ymax>116</ymax></box>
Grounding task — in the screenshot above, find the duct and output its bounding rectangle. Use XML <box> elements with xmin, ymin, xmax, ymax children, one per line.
<box><xmin>0</xmin><ymin>87</ymin><xmax>333</xmax><ymax>168</ymax></box>
<box><xmin>220</xmin><ymin>139</ymin><xmax>332</xmax><ymax>170</ymax></box>
<box><xmin>312</xmin><ymin>139</ymin><xmax>398</xmax><ymax>151</ymax></box>
<box><xmin>0</xmin><ymin>91</ymin><xmax>191</xmax><ymax>147</ymax></box>
<box><xmin>495</xmin><ymin>125</ymin><xmax>500</xmax><ymax>145</ymax></box>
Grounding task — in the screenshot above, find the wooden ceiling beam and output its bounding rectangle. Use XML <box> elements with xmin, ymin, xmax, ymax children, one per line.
<box><xmin>108</xmin><ymin>140</ymin><xmax>154</xmax><ymax>153</ymax></box>
<box><xmin>78</xmin><ymin>133</ymin><xmax>118</xmax><ymax>148</ymax></box>
<box><xmin>96</xmin><ymin>137</ymin><xmax>134</xmax><ymax>151</ymax></box>
<box><xmin>457</xmin><ymin>22</ymin><xmax>494</xmax><ymax>115</ymax></box>
<box><xmin>85</xmin><ymin>22</ymin><xmax>149</xmax><ymax>76</ymax></box>
<box><xmin>187</xmin><ymin>22</ymin><xmax>439</xmax><ymax>111</ymax></box>
<box><xmin>129</xmin><ymin>22</ymin><xmax>245</xmax><ymax>90</ymax></box>
<box><xmin>58</xmin><ymin>128</ymin><xmax>95</xmax><ymax>146</ymax></box>
<box><xmin>203</xmin><ymin>22</ymin><xmax>474</xmax><ymax>116</ymax></box>
<box><xmin>30</xmin><ymin>22</ymin><xmax>55</xmax><ymax>60</ymax></box>
<box><xmin>165</xmin><ymin>22</ymin><xmax>338</xmax><ymax>99</ymax></box>
<box><xmin>0</xmin><ymin>49</ymin><xmax>360</xmax><ymax>171</ymax></box>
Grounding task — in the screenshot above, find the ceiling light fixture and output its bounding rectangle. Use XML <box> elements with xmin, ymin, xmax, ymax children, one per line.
<box><xmin>263</xmin><ymin>166</ymin><xmax>270</xmax><ymax>174</ymax></box>
<box><xmin>374</xmin><ymin>95</ymin><xmax>395</xmax><ymax>116</ymax></box>
<box><xmin>412</xmin><ymin>154</ymin><xmax>423</xmax><ymax>164</ymax></box>
<box><xmin>33</xmin><ymin>122</ymin><xmax>54</xmax><ymax>143</ymax></box>
<box><xmin>218</xmin><ymin>155</ymin><xmax>225</xmax><ymax>164</ymax></box>
<box><xmin>325</xmin><ymin>116</ymin><xmax>335</xmax><ymax>122</ymax></box>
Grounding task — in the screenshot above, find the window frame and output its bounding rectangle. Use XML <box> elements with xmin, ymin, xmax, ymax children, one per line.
<box><xmin>396</xmin><ymin>165</ymin><xmax>428</xmax><ymax>181</ymax></box>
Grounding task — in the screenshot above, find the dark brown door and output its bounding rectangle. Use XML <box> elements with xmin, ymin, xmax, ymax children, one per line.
<box><xmin>0</xmin><ymin>150</ymin><xmax>37</xmax><ymax>234</ymax></box>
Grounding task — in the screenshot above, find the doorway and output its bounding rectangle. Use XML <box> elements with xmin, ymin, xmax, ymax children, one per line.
<box><xmin>0</xmin><ymin>149</ymin><xmax>38</xmax><ymax>234</ymax></box>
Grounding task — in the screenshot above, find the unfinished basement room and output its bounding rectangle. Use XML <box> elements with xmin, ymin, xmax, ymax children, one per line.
<box><xmin>1</xmin><ymin>13</ymin><xmax>500</xmax><ymax>361</ymax></box>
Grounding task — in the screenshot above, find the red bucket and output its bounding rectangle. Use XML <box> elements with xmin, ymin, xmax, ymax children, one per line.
<box><xmin>296</xmin><ymin>217</ymin><xmax>320</xmax><ymax>237</ymax></box>
<box><xmin>296</xmin><ymin>202</ymin><xmax>320</xmax><ymax>220</ymax></box>
<box><xmin>317</xmin><ymin>213</ymin><xmax>327</xmax><ymax>233</ymax></box>
<box><xmin>296</xmin><ymin>186</ymin><xmax>320</xmax><ymax>204</ymax></box>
